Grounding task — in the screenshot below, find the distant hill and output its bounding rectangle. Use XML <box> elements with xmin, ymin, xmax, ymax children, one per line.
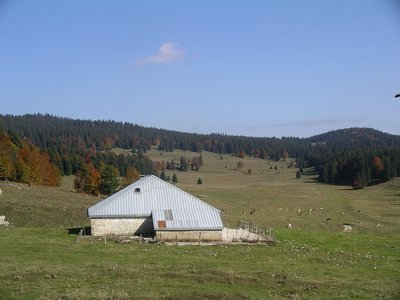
<box><xmin>308</xmin><ymin>127</ymin><xmax>400</xmax><ymax>149</ymax></box>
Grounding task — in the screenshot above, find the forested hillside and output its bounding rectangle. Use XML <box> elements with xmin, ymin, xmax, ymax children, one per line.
<box><xmin>1</xmin><ymin>114</ymin><xmax>400</xmax><ymax>191</ymax></box>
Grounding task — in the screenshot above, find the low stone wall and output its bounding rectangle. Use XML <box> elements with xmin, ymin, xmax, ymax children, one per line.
<box><xmin>156</xmin><ymin>230</ymin><xmax>222</xmax><ymax>242</ymax></box>
<box><xmin>90</xmin><ymin>217</ymin><xmax>153</xmax><ymax>236</ymax></box>
<box><xmin>0</xmin><ymin>216</ymin><xmax>10</xmax><ymax>226</ymax></box>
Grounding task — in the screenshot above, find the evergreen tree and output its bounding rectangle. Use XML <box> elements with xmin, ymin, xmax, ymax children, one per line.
<box><xmin>179</xmin><ymin>156</ymin><xmax>188</xmax><ymax>171</ymax></box>
<box><xmin>99</xmin><ymin>164</ymin><xmax>120</xmax><ymax>195</ymax></box>
<box><xmin>197</xmin><ymin>178</ymin><xmax>202</xmax><ymax>184</ymax></box>
<box><xmin>160</xmin><ymin>171</ymin><xmax>167</xmax><ymax>181</ymax></box>
<box><xmin>172</xmin><ymin>173</ymin><xmax>178</xmax><ymax>184</ymax></box>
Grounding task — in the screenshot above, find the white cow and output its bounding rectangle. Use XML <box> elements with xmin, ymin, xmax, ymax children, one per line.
<box><xmin>0</xmin><ymin>188</ymin><xmax>3</xmax><ymax>197</ymax></box>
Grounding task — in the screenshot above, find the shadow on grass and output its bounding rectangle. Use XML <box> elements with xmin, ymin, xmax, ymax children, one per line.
<box><xmin>67</xmin><ymin>226</ymin><xmax>91</xmax><ymax>235</ymax></box>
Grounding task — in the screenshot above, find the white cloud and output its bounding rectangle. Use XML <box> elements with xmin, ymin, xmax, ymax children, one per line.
<box><xmin>136</xmin><ymin>43</ymin><xmax>184</xmax><ymax>66</ymax></box>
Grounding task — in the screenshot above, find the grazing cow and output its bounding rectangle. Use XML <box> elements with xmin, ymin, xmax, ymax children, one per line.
<box><xmin>288</xmin><ymin>223</ymin><xmax>292</xmax><ymax>229</ymax></box>
<box><xmin>0</xmin><ymin>188</ymin><xmax>2</xmax><ymax>197</ymax></box>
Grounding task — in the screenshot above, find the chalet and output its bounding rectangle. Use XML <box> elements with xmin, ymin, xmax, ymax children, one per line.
<box><xmin>87</xmin><ymin>175</ymin><xmax>223</xmax><ymax>241</ymax></box>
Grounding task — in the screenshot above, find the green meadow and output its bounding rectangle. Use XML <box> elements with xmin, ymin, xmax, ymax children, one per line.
<box><xmin>0</xmin><ymin>149</ymin><xmax>399</xmax><ymax>299</ymax></box>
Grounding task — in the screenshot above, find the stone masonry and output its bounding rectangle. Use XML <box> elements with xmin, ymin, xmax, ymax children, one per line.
<box><xmin>90</xmin><ymin>217</ymin><xmax>153</xmax><ymax>236</ymax></box>
<box><xmin>156</xmin><ymin>230</ymin><xmax>222</xmax><ymax>242</ymax></box>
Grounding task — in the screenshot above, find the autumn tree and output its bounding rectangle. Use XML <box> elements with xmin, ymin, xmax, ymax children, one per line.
<box><xmin>39</xmin><ymin>151</ymin><xmax>61</xmax><ymax>186</ymax></box>
<box><xmin>84</xmin><ymin>163</ymin><xmax>101</xmax><ymax>195</ymax></box>
<box><xmin>19</xmin><ymin>143</ymin><xmax>41</xmax><ymax>183</ymax></box>
<box><xmin>74</xmin><ymin>171</ymin><xmax>86</xmax><ymax>193</ymax></box>
<box><xmin>0</xmin><ymin>133</ymin><xmax>15</xmax><ymax>180</ymax></box>
<box><xmin>371</xmin><ymin>156</ymin><xmax>384</xmax><ymax>179</ymax></box>
<box><xmin>167</xmin><ymin>160</ymin><xmax>176</xmax><ymax>170</ymax></box>
<box><xmin>191</xmin><ymin>156</ymin><xmax>200</xmax><ymax>170</ymax></box>
<box><xmin>122</xmin><ymin>166</ymin><xmax>140</xmax><ymax>187</ymax></box>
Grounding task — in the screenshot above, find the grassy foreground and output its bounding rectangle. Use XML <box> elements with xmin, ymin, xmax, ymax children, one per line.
<box><xmin>0</xmin><ymin>149</ymin><xmax>400</xmax><ymax>298</ymax></box>
<box><xmin>0</xmin><ymin>226</ymin><xmax>399</xmax><ymax>299</ymax></box>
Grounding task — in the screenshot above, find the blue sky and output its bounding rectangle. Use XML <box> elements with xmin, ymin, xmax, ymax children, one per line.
<box><xmin>0</xmin><ymin>1</ymin><xmax>399</xmax><ymax>137</ymax></box>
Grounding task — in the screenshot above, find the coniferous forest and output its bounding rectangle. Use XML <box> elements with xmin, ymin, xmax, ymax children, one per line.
<box><xmin>1</xmin><ymin>114</ymin><xmax>400</xmax><ymax>194</ymax></box>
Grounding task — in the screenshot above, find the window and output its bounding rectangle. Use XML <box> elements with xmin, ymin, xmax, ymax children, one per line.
<box><xmin>164</xmin><ymin>209</ymin><xmax>173</xmax><ymax>221</ymax></box>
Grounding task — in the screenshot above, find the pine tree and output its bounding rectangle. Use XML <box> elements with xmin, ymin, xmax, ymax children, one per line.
<box><xmin>100</xmin><ymin>164</ymin><xmax>120</xmax><ymax>195</ymax></box>
<box><xmin>172</xmin><ymin>173</ymin><xmax>178</xmax><ymax>184</ymax></box>
<box><xmin>160</xmin><ymin>171</ymin><xmax>167</xmax><ymax>181</ymax></box>
<box><xmin>197</xmin><ymin>178</ymin><xmax>202</xmax><ymax>184</ymax></box>
<box><xmin>179</xmin><ymin>156</ymin><xmax>188</xmax><ymax>171</ymax></box>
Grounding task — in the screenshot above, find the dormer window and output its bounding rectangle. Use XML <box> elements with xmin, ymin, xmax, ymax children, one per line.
<box><xmin>135</xmin><ymin>188</ymin><xmax>140</xmax><ymax>193</ymax></box>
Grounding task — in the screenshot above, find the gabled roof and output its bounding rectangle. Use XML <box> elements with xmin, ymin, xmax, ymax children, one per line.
<box><xmin>87</xmin><ymin>175</ymin><xmax>223</xmax><ymax>230</ymax></box>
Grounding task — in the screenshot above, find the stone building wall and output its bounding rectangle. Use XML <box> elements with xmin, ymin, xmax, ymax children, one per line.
<box><xmin>90</xmin><ymin>217</ymin><xmax>153</xmax><ymax>236</ymax></box>
<box><xmin>156</xmin><ymin>230</ymin><xmax>222</xmax><ymax>242</ymax></box>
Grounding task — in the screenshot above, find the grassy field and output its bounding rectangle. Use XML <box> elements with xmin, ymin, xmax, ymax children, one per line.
<box><xmin>0</xmin><ymin>149</ymin><xmax>400</xmax><ymax>299</ymax></box>
<box><xmin>146</xmin><ymin>149</ymin><xmax>400</xmax><ymax>234</ymax></box>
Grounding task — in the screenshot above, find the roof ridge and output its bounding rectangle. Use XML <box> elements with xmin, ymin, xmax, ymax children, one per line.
<box><xmin>149</xmin><ymin>175</ymin><xmax>221</xmax><ymax>212</ymax></box>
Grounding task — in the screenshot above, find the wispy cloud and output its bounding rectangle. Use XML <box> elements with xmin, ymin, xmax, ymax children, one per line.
<box><xmin>136</xmin><ymin>43</ymin><xmax>184</xmax><ymax>66</ymax></box>
<box><xmin>268</xmin><ymin>118</ymin><xmax>361</xmax><ymax>128</ymax></box>
<box><xmin>245</xmin><ymin>118</ymin><xmax>363</xmax><ymax>131</ymax></box>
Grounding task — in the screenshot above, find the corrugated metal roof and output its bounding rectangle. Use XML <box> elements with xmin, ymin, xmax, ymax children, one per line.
<box><xmin>87</xmin><ymin>175</ymin><xmax>223</xmax><ymax>230</ymax></box>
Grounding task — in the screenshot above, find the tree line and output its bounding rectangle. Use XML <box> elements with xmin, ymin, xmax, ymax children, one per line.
<box><xmin>1</xmin><ymin>114</ymin><xmax>400</xmax><ymax>191</ymax></box>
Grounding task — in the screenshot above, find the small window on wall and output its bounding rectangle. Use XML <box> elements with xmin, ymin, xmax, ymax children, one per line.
<box><xmin>164</xmin><ymin>209</ymin><xmax>173</xmax><ymax>221</ymax></box>
<box><xmin>158</xmin><ymin>220</ymin><xmax>166</xmax><ymax>228</ymax></box>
